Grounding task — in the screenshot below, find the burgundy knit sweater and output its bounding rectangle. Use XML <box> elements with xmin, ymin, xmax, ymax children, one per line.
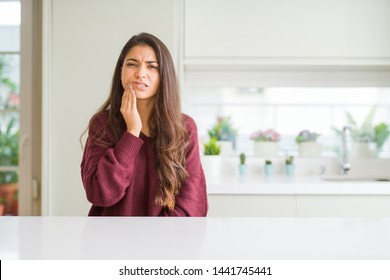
<box><xmin>81</xmin><ymin>112</ymin><xmax>208</xmax><ymax>216</ymax></box>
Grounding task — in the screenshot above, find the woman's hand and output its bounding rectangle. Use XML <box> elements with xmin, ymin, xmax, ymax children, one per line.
<box><xmin>120</xmin><ymin>83</ymin><xmax>142</xmax><ymax>137</ymax></box>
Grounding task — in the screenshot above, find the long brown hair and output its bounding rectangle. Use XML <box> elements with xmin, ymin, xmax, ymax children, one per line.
<box><xmin>86</xmin><ymin>33</ymin><xmax>189</xmax><ymax>210</ymax></box>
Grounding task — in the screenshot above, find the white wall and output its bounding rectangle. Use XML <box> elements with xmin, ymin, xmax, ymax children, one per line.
<box><xmin>185</xmin><ymin>0</ymin><xmax>390</xmax><ymax>59</ymax></box>
<box><xmin>42</xmin><ymin>0</ymin><xmax>179</xmax><ymax>215</ymax></box>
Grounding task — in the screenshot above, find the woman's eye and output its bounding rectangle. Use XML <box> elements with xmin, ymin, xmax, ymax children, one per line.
<box><xmin>149</xmin><ymin>65</ymin><xmax>158</xmax><ymax>69</ymax></box>
<box><xmin>126</xmin><ymin>63</ymin><xmax>136</xmax><ymax>67</ymax></box>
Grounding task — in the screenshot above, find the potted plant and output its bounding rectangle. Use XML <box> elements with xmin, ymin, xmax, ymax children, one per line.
<box><xmin>208</xmin><ymin>116</ymin><xmax>238</xmax><ymax>156</ymax></box>
<box><xmin>264</xmin><ymin>159</ymin><xmax>273</xmax><ymax>176</ymax></box>
<box><xmin>334</xmin><ymin>106</ymin><xmax>390</xmax><ymax>158</ymax></box>
<box><xmin>295</xmin><ymin>130</ymin><xmax>322</xmax><ymax>157</ymax></box>
<box><xmin>285</xmin><ymin>156</ymin><xmax>295</xmax><ymax>176</ymax></box>
<box><xmin>202</xmin><ymin>138</ymin><xmax>222</xmax><ymax>181</ymax></box>
<box><xmin>204</xmin><ymin>137</ymin><xmax>221</xmax><ymax>156</ymax></box>
<box><xmin>250</xmin><ymin>129</ymin><xmax>280</xmax><ymax>157</ymax></box>
<box><xmin>0</xmin><ymin>116</ymin><xmax>19</xmax><ymax>215</ymax></box>
<box><xmin>238</xmin><ymin>152</ymin><xmax>248</xmax><ymax>176</ymax></box>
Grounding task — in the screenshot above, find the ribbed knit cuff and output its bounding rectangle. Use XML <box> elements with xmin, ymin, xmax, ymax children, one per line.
<box><xmin>114</xmin><ymin>132</ymin><xmax>144</xmax><ymax>164</ymax></box>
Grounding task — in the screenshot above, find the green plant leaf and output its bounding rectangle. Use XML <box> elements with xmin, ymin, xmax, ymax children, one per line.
<box><xmin>204</xmin><ymin>138</ymin><xmax>221</xmax><ymax>155</ymax></box>
<box><xmin>362</xmin><ymin>106</ymin><xmax>377</xmax><ymax>129</ymax></box>
<box><xmin>345</xmin><ymin>112</ymin><xmax>357</xmax><ymax>127</ymax></box>
<box><xmin>345</xmin><ymin>107</ymin><xmax>377</xmax><ymax>143</ymax></box>
<box><xmin>375</xmin><ymin>122</ymin><xmax>390</xmax><ymax>151</ymax></box>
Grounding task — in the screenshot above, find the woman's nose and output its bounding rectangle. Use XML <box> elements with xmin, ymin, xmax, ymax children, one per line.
<box><xmin>136</xmin><ymin>66</ymin><xmax>146</xmax><ymax>78</ymax></box>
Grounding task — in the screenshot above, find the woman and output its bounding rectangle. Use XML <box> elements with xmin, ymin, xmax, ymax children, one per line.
<box><xmin>81</xmin><ymin>33</ymin><xmax>208</xmax><ymax>216</ymax></box>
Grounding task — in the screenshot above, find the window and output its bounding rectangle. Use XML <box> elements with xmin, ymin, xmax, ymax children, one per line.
<box><xmin>0</xmin><ymin>0</ymin><xmax>20</xmax><ymax>216</ymax></box>
<box><xmin>186</xmin><ymin>86</ymin><xmax>390</xmax><ymax>158</ymax></box>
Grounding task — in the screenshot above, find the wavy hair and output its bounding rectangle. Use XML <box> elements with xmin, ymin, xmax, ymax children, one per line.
<box><xmin>86</xmin><ymin>33</ymin><xmax>189</xmax><ymax>210</ymax></box>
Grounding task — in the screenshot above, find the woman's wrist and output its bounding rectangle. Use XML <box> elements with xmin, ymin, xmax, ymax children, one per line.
<box><xmin>127</xmin><ymin>129</ymin><xmax>141</xmax><ymax>137</ymax></box>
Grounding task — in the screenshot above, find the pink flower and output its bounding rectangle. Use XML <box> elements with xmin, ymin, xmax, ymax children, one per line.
<box><xmin>250</xmin><ymin>129</ymin><xmax>281</xmax><ymax>142</ymax></box>
<box><xmin>8</xmin><ymin>93</ymin><xmax>20</xmax><ymax>107</ymax></box>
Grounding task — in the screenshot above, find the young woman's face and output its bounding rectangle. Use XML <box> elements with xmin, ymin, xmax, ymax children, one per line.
<box><xmin>121</xmin><ymin>45</ymin><xmax>160</xmax><ymax>100</ymax></box>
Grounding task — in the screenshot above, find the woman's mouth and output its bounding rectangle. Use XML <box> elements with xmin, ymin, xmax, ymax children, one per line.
<box><xmin>132</xmin><ymin>81</ymin><xmax>148</xmax><ymax>90</ymax></box>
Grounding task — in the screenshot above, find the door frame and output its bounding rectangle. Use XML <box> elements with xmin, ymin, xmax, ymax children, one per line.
<box><xmin>19</xmin><ymin>0</ymin><xmax>42</xmax><ymax>215</ymax></box>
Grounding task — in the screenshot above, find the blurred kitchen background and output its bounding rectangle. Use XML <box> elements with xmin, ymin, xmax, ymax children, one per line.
<box><xmin>1</xmin><ymin>0</ymin><xmax>390</xmax><ymax>216</ymax></box>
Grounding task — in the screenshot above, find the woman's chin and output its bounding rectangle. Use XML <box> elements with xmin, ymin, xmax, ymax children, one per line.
<box><xmin>136</xmin><ymin>92</ymin><xmax>156</xmax><ymax>101</ymax></box>
<box><xmin>135</xmin><ymin>92</ymin><xmax>143</xmax><ymax>99</ymax></box>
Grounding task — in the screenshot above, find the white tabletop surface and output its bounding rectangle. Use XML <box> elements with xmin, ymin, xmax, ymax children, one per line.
<box><xmin>0</xmin><ymin>217</ymin><xmax>389</xmax><ymax>260</ymax></box>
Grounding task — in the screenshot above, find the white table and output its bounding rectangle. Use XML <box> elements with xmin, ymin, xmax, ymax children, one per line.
<box><xmin>0</xmin><ymin>217</ymin><xmax>389</xmax><ymax>259</ymax></box>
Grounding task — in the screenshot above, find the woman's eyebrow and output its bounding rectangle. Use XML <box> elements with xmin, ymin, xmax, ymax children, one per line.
<box><xmin>125</xmin><ymin>58</ymin><xmax>158</xmax><ymax>64</ymax></box>
<box><xmin>125</xmin><ymin>58</ymin><xmax>138</xmax><ymax>63</ymax></box>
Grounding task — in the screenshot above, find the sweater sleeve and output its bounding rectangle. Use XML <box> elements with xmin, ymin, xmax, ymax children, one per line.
<box><xmin>159</xmin><ymin>116</ymin><xmax>208</xmax><ymax>217</ymax></box>
<box><xmin>81</xmin><ymin>115</ymin><xmax>144</xmax><ymax>207</ymax></box>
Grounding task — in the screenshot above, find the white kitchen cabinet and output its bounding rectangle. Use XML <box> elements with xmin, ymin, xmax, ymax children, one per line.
<box><xmin>207</xmin><ymin>194</ymin><xmax>390</xmax><ymax>217</ymax></box>
<box><xmin>208</xmin><ymin>195</ymin><xmax>296</xmax><ymax>217</ymax></box>
<box><xmin>296</xmin><ymin>195</ymin><xmax>390</xmax><ymax>217</ymax></box>
<box><xmin>184</xmin><ymin>0</ymin><xmax>390</xmax><ymax>68</ymax></box>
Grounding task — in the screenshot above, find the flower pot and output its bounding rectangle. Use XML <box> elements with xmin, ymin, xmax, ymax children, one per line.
<box><xmin>11</xmin><ymin>199</ymin><xmax>18</xmax><ymax>216</ymax></box>
<box><xmin>264</xmin><ymin>164</ymin><xmax>274</xmax><ymax>176</ymax></box>
<box><xmin>285</xmin><ymin>164</ymin><xmax>295</xmax><ymax>176</ymax></box>
<box><xmin>0</xmin><ymin>204</ymin><xmax>5</xmax><ymax>216</ymax></box>
<box><xmin>239</xmin><ymin>164</ymin><xmax>248</xmax><ymax>176</ymax></box>
<box><xmin>201</xmin><ymin>155</ymin><xmax>221</xmax><ymax>182</ymax></box>
<box><xmin>217</xmin><ymin>140</ymin><xmax>233</xmax><ymax>156</ymax></box>
<box><xmin>351</xmin><ymin>142</ymin><xmax>376</xmax><ymax>158</ymax></box>
<box><xmin>254</xmin><ymin>142</ymin><xmax>278</xmax><ymax>157</ymax></box>
<box><xmin>0</xmin><ymin>183</ymin><xmax>18</xmax><ymax>215</ymax></box>
<box><xmin>298</xmin><ymin>142</ymin><xmax>322</xmax><ymax>157</ymax></box>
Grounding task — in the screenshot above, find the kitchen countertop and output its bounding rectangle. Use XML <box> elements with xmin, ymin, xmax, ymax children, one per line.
<box><xmin>1</xmin><ymin>217</ymin><xmax>389</xmax><ymax>260</ymax></box>
<box><xmin>207</xmin><ymin>176</ymin><xmax>390</xmax><ymax>195</ymax></box>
